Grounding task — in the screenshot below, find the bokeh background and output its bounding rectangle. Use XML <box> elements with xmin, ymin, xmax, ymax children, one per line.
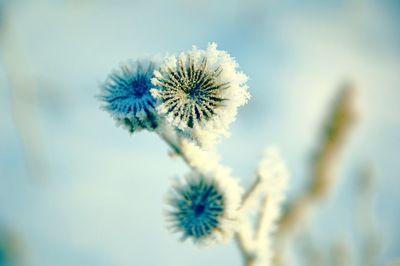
<box><xmin>0</xmin><ymin>0</ymin><xmax>399</xmax><ymax>265</ymax></box>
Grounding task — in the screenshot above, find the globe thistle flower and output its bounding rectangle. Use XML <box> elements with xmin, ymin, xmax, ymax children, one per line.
<box><xmin>166</xmin><ymin>170</ymin><xmax>242</xmax><ymax>244</ymax></box>
<box><xmin>99</xmin><ymin>59</ymin><xmax>159</xmax><ymax>133</ymax></box>
<box><xmin>151</xmin><ymin>43</ymin><xmax>250</xmax><ymax>139</ymax></box>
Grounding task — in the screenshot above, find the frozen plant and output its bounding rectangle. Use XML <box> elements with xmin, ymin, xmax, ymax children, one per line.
<box><xmin>98</xmin><ymin>43</ymin><xmax>290</xmax><ymax>266</ymax></box>
<box><xmin>99</xmin><ymin>59</ymin><xmax>159</xmax><ymax>132</ymax></box>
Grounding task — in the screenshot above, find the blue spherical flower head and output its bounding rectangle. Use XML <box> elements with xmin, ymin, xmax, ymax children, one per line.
<box><xmin>99</xmin><ymin>59</ymin><xmax>159</xmax><ymax>133</ymax></box>
<box><xmin>167</xmin><ymin>171</ymin><xmax>241</xmax><ymax>244</ymax></box>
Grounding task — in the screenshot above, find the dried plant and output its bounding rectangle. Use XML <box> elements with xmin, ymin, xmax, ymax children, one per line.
<box><xmin>99</xmin><ymin>43</ymin><xmax>290</xmax><ymax>265</ymax></box>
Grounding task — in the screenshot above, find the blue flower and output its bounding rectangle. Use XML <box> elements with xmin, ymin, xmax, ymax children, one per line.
<box><xmin>167</xmin><ymin>173</ymin><xmax>229</xmax><ymax>243</ymax></box>
<box><xmin>99</xmin><ymin>60</ymin><xmax>158</xmax><ymax>132</ymax></box>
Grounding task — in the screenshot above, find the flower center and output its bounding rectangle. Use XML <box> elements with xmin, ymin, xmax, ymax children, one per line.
<box><xmin>131</xmin><ymin>77</ymin><xmax>149</xmax><ymax>98</ymax></box>
<box><xmin>187</xmin><ymin>83</ymin><xmax>204</xmax><ymax>103</ymax></box>
<box><xmin>194</xmin><ymin>203</ymin><xmax>206</xmax><ymax>217</ymax></box>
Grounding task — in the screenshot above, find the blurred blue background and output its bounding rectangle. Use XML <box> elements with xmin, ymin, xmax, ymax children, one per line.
<box><xmin>0</xmin><ymin>0</ymin><xmax>399</xmax><ymax>265</ymax></box>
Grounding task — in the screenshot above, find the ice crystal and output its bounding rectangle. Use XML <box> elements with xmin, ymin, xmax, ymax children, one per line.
<box><xmin>99</xmin><ymin>59</ymin><xmax>158</xmax><ymax>132</ymax></box>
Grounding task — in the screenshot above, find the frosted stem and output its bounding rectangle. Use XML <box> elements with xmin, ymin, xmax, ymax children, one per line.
<box><xmin>240</xmin><ymin>176</ymin><xmax>264</xmax><ymax>213</ymax></box>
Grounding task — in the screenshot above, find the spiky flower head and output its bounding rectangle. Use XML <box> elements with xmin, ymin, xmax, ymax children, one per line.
<box><xmin>99</xmin><ymin>59</ymin><xmax>159</xmax><ymax>133</ymax></box>
<box><xmin>152</xmin><ymin>43</ymin><xmax>250</xmax><ymax>140</ymax></box>
<box><xmin>166</xmin><ymin>170</ymin><xmax>242</xmax><ymax>244</ymax></box>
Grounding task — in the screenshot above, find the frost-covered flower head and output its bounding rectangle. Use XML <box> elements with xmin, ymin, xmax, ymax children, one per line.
<box><xmin>166</xmin><ymin>170</ymin><xmax>242</xmax><ymax>244</ymax></box>
<box><xmin>99</xmin><ymin>59</ymin><xmax>159</xmax><ymax>133</ymax></box>
<box><xmin>152</xmin><ymin>43</ymin><xmax>250</xmax><ymax>140</ymax></box>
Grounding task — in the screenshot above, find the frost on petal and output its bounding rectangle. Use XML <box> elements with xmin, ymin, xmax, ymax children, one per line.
<box><xmin>152</xmin><ymin>43</ymin><xmax>250</xmax><ymax>146</ymax></box>
<box><xmin>98</xmin><ymin>59</ymin><xmax>159</xmax><ymax>133</ymax></box>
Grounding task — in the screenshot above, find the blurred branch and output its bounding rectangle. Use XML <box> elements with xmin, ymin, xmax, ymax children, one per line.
<box><xmin>356</xmin><ymin>164</ymin><xmax>381</xmax><ymax>266</ymax></box>
<box><xmin>274</xmin><ymin>83</ymin><xmax>357</xmax><ymax>265</ymax></box>
<box><xmin>387</xmin><ymin>258</ymin><xmax>400</xmax><ymax>266</ymax></box>
<box><xmin>332</xmin><ymin>238</ymin><xmax>352</xmax><ymax>266</ymax></box>
<box><xmin>0</xmin><ymin>7</ymin><xmax>46</xmax><ymax>181</ymax></box>
<box><xmin>297</xmin><ymin>230</ymin><xmax>327</xmax><ymax>266</ymax></box>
